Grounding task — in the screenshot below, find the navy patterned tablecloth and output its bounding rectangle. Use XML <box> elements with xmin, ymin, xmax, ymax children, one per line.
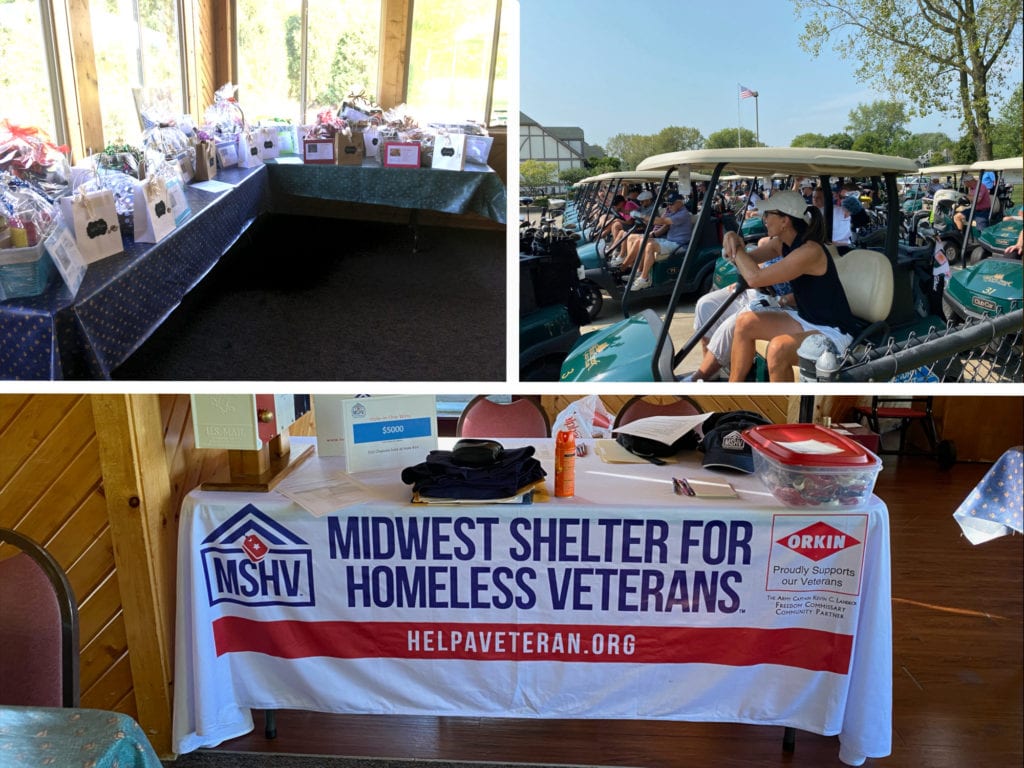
<box><xmin>266</xmin><ymin>158</ymin><xmax>507</xmax><ymax>223</ymax></box>
<box><xmin>0</xmin><ymin>159</ymin><xmax>506</xmax><ymax>380</ymax></box>
<box><xmin>1</xmin><ymin>166</ymin><xmax>270</xmax><ymax>380</ymax></box>
<box><xmin>0</xmin><ymin>705</ymin><xmax>163</xmax><ymax>768</ymax></box>
<box><xmin>953</xmin><ymin>446</ymin><xmax>1024</xmax><ymax>544</ymax></box>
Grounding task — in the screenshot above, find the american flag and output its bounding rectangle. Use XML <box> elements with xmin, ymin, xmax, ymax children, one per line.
<box><xmin>739</xmin><ymin>85</ymin><xmax>756</xmax><ymax>99</ymax></box>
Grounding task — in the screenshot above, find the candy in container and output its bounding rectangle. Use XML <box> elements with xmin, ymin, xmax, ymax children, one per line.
<box><xmin>741</xmin><ymin>423</ymin><xmax>882</xmax><ymax>508</ymax></box>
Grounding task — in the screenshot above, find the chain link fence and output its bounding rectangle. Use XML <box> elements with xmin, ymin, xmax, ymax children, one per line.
<box><xmin>803</xmin><ymin>308</ymin><xmax>1022</xmax><ymax>382</ymax></box>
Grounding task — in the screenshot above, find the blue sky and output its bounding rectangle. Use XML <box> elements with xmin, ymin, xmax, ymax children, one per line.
<box><xmin>519</xmin><ymin>0</ymin><xmax>983</xmax><ymax>151</ymax></box>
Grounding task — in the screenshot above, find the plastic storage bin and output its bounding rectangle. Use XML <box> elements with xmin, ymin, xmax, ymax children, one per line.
<box><xmin>742</xmin><ymin>423</ymin><xmax>883</xmax><ymax>507</ymax></box>
<box><xmin>0</xmin><ymin>242</ymin><xmax>54</xmax><ymax>301</ymax></box>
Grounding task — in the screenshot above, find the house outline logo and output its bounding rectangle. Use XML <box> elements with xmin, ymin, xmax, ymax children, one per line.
<box><xmin>200</xmin><ymin>503</ymin><xmax>315</xmax><ymax>608</ymax></box>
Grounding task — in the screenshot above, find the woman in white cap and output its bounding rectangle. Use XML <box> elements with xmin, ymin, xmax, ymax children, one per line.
<box><xmin>720</xmin><ymin>190</ymin><xmax>859</xmax><ymax>382</ymax></box>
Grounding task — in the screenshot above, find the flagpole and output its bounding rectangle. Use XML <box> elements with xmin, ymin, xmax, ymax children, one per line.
<box><xmin>754</xmin><ymin>92</ymin><xmax>759</xmax><ymax>145</ymax></box>
<box><xmin>737</xmin><ymin>83</ymin><xmax>742</xmax><ymax>148</ymax></box>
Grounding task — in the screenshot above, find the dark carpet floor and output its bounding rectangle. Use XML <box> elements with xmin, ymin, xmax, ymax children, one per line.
<box><xmin>162</xmin><ymin>752</ymin><xmax>619</xmax><ymax>768</ymax></box>
<box><xmin>112</xmin><ymin>215</ymin><xmax>506</xmax><ymax>381</ymax></box>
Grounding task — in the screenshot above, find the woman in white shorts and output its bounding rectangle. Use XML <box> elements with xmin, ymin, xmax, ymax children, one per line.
<box><xmin>721</xmin><ymin>191</ymin><xmax>860</xmax><ymax>382</ymax></box>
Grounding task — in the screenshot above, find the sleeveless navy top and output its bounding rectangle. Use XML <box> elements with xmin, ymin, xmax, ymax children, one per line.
<box><xmin>784</xmin><ymin>235</ymin><xmax>859</xmax><ymax>335</ymax></box>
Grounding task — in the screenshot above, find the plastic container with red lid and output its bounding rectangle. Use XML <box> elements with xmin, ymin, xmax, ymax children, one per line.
<box><xmin>742</xmin><ymin>423</ymin><xmax>882</xmax><ymax>507</ymax></box>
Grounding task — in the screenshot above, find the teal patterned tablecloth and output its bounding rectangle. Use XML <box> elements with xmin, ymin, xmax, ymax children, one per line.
<box><xmin>266</xmin><ymin>158</ymin><xmax>507</xmax><ymax>223</ymax></box>
<box><xmin>0</xmin><ymin>705</ymin><xmax>163</xmax><ymax>768</ymax></box>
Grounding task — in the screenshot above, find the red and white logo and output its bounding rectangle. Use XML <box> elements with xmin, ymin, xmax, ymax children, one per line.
<box><xmin>242</xmin><ymin>534</ymin><xmax>269</xmax><ymax>563</ymax></box>
<box><xmin>777</xmin><ymin>521</ymin><xmax>860</xmax><ymax>562</ymax></box>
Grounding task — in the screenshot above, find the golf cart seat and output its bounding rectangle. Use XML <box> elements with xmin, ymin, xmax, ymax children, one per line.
<box><xmin>835</xmin><ymin>248</ymin><xmax>894</xmax><ymax>329</ymax></box>
<box><xmin>755</xmin><ymin>248</ymin><xmax>893</xmax><ymax>379</ymax></box>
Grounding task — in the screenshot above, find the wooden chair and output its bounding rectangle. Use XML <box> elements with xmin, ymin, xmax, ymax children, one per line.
<box><xmin>0</xmin><ymin>528</ymin><xmax>80</xmax><ymax>707</ymax></box>
<box><xmin>612</xmin><ymin>395</ymin><xmax>703</xmax><ymax>429</ymax></box>
<box><xmin>852</xmin><ymin>396</ymin><xmax>956</xmax><ymax>467</ymax></box>
<box><xmin>456</xmin><ymin>396</ymin><xmax>551</xmax><ymax>438</ymax></box>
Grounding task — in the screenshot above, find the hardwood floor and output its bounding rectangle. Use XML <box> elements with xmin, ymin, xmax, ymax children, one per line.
<box><xmin>208</xmin><ymin>456</ymin><xmax>1023</xmax><ymax>767</ymax></box>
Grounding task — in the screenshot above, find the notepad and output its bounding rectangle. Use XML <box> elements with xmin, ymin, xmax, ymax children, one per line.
<box><xmin>683</xmin><ymin>477</ymin><xmax>738</xmax><ymax>498</ymax></box>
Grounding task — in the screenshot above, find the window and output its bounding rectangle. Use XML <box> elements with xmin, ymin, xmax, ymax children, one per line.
<box><xmin>89</xmin><ymin>0</ymin><xmax>184</xmax><ymax>146</ymax></box>
<box><xmin>406</xmin><ymin>0</ymin><xmax>509</xmax><ymax>126</ymax></box>
<box><xmin>236</xmin><ymin>0</ymin><xmax>382</xmax><ymax>125</ymax></box>
<box><xmin>0</xmin><ymin>0</ymin><xmax>59</xmax><ymax>138</ymax></box>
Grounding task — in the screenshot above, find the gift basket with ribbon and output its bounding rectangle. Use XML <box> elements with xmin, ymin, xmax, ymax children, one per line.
<box><xmin>0</xmin><ymin>119</ymin><xmax>72</xmax><ymax>201</ymax></box>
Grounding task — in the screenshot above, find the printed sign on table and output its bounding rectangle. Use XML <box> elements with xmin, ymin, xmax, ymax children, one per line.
<box><xmin>341</xmin><ymin>395</ymin><xmax>437</xmax><ymax>473</ymax></box>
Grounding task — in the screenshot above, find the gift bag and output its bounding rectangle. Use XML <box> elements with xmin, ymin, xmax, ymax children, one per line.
<box><xmin>236</xmin><ymin>130</ymin><xmax>263</xmax><ymax>168</ymax></box>
<box><xmin>431</xmin><ymin>132</ymin><xmax>466</xmax><ymax>171</ymax></box>
<box><xmin>215</xmin><ymin>139</ymin><xmax>238</xmax><ymax>169</ymax></box>
<box><xmin>131</xmin><ymin>176</ymin><xmax>176</xmax><ymax>243</ymax></box>
<box><xmin>59</xmin><ymin>188</ymin><xmax>123</xmax><ymax>263</ymax></box>
<box><xmin>276</xmin><ymin>124</ymin><xmax>298</xmax><ymax>155</ymax></box>
<box><xmin>552</xmin><ymin>395</ymin><xmax>614</xmax><ymax>441</ymax></box>
<box><xmin>334</xmin><ymin>130</ymin><xmax>365</xmax><ymax>166</ymax></box>
<box><xmin>193</xmin><ymin>140</ymin><xmax>217</xmax><ymax>181</ymax></box>
<box><xmin>163</xmin><ymin>174</ymin><xmax>191</xmax><ymax>226</ymax></box>
<box><xmin>257</xmin><ymin>126</ymin><xmax>280</xmax><ymax>160</ymax></box>
<box><xmin>362</xmin><ymin>125</ymin><xmax>381</xmax><ymax>162</ymax></box>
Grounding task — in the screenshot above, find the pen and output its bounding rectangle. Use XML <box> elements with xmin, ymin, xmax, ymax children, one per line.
<box><xmin>672</xmin><ymin>477</ymin><xmax>684</xmax><ymax>496</ymax></box>
<box><xmin>673</xmin><ymin>477</ymin><xmax>695</xmax><ymax>497</ymax></box>
<box><xmin>680</xmin><ymin>478</ymin><xmax>696</xmax><ymax>497</ymax></box>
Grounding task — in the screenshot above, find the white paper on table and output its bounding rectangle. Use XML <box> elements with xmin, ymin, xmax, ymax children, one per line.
<box><xmin>611</xmin><ymin>413</ymin><xmax>713</xmax><ymax>445</ymax></box>
<box><xmin>594</xmin><ymin>439</ymin><xmax>653</xmax><ymax>464</ymax></box>
<box><xmin>774</xmin><ymin>439</ymin><xmax>845</xmax><ymax>455</ymax></box>
<box><xmin>275</xmin><ymin>461</ymin><xmax>380</xmax><ymax>517</ymax></box>
<box><xmin>190</xmin><ymin>179</ymin><xmax>235</xmax><ymax>193</ymax></box>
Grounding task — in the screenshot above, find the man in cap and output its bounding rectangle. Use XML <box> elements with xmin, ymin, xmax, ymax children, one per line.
<box><xmin>614</xmin><ymin>191</ymin><xmax>693</xmax><ymax>290</ymax></box>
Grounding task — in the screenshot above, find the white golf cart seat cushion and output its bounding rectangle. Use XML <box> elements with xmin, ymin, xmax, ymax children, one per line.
<box><xmin>834</xmin><ymin>248</ymin><xmax>893</xmax><ymax>324</ymax></box>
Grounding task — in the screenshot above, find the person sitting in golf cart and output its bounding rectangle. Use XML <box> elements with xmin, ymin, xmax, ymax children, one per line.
<box><xmin>682</xmin><ymin>239</ymin><xmax>794</xmax><ymax>382</ymax></box>
<box><xmin>596</xmin><ymin>194</ymin><xmax>635</xmax><ymax>241</ymax></box>
<box><xmin>612</xmin><ymin>192</ymin><xmax>693</xmax><ymax>290</ymax></box>
<box><xmin>722</xmin><ymin>190</ymin><xmax>860</xmax><ymax>382</ymax></box>
<box><xmin>953</xmin><ymin>174</ymin><xmax>991</xmax><ymax>232</ymax></box>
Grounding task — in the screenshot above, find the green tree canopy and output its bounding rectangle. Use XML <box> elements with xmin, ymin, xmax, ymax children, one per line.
<box><xmin>990</xmin><ymin>83</ymin><xmax>1023</xmax><ymax>158</ymax></box>
<box><xmin>605</xmin><ymin>126</ymin><xmax>703</xmax><ymax>169</ymax></box>
<box><xmin>558</xmin><ymin>167</ymin><xmax>591</xmax><ymax>187</ymax></box>
<box><xmin>520</xmin><ymin>159</ymin><xmax>557</xmax><ymax>194</ymax></box>
<box><xmin>825</xmin><ymin>133</ymin><xmax>854</xmax><ymax>150</ymax></box>
<box><xmin>791</xmin><ymin>132</ymin><xmax>829</xmax><ymax>148</ymax></box>
<box><xmin>704</xmin><ymin>127</ymin><xmax>763</xmax><ymax>149</ymax></box>
<box><xmin>793</xmin><ymin>0</ymin><xmax>1023</xmax><ymax>160</ymax></box>
<box><xmin>845</xmin><ymin>101</ymin><xmax>911</xmax><ymax>149</ymax></box>
<box><xmin>584</xmin><ymin>156</ymin><xmax>622</xmax><ymax>174</ymax></box>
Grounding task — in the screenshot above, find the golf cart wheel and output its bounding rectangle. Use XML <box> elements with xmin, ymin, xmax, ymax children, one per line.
<box><xmin>579</xmin><ymin>281</ymin><xmax>604</xmax><ymax>322</ymax></box>
<box><xmin>942</xmin><ymin>240</ymin><xmax>960</xmax><ymax>266</ymax></box>
<box><xmin>936</xmin><ymin>439</ymin><xmax>957</xmax><ymax>470</ymax></box>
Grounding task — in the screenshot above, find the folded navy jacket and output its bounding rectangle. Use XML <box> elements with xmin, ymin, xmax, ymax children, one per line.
<box><xmin>401</xmin><ymin>446</ymin><xmax>547</xmax><ymax>500</ymax></box>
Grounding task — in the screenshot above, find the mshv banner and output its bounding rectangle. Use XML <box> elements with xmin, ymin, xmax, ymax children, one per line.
<box><xmin>198</xmin><ymin>503</ymin><xmax>869</xmax><ymax>674</ymax></box>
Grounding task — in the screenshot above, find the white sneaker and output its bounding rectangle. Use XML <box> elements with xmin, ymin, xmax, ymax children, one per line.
<box><xmin>607</xmin><ymin>255</ymin><xmax>624</xmax><ymax>267</ymax></box>
<box><xmin>631</xmin><ymin>275</ymin><xmax>652</xmax><ymax>290</ymax></box>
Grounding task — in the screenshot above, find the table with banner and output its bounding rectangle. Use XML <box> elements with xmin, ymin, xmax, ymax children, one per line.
<box><xmin>0</xmin><ymin>160</ymin><xmax>506</xmax><ymax>380</ymax></box>
<box><xmin>172</xmin><ymin>440</ymin><xmax>892</xmax><ymax>766</ymax></box>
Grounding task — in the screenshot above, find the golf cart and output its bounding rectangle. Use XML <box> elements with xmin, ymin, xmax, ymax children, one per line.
<box><xmin>941</xmin><ymin>156</ymin><xmax>1023</xmax><ymax>334</ymax></box>
<box><xmin>568</xmin><ymin>170</ymin><xmax>732</xmax><ymax>322</ymax></box>
<box><xmin>559</xmin><ymin>147</ymin><xmax>939</xmax><ymax>382</ymax></box>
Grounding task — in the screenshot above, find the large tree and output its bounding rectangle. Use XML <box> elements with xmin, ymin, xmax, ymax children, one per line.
<box><xmin>990</xmin><ymin>83</ymin><xmax>1023</xmax><ymax>158</ymax></box>
<box><xmin>845</xmin><ymin>100</ymin><xmax>911</xmax><ymax>150</ymax></box>
<box><xmin>792</xmin><ymin>0</ymin><xmax>1023</xmax><ymax>160</ymax></box>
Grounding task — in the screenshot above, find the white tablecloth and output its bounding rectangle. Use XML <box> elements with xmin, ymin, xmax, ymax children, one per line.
<box><xmin>172</xmin><ymin>440</ymin><xmax>892</xmax><ymax>765</ymax></box>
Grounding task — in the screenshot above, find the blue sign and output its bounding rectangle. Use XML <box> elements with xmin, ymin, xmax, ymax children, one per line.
<box><xmin>352</xmin><ymin>417</ymin><xmax>433</xmax><ymax>444</ymax></box>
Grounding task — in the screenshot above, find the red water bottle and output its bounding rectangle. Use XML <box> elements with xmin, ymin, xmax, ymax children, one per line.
<box><xmin>555</xmin><ymin>429</ymin><xmax>576</xmax><ymax>497</ymax></box>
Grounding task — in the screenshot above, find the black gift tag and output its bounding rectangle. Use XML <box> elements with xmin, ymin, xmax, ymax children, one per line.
<box><xmin>86</xmin><ymin>218</ymin><xmax>109</xmax><ymax>238</ymax></box>
<box><xmin>154</xmin><ymin>201</ymin><xmax>167</xmax><ymax>218</ymax></box>
<box><xmin>441</xmin><ymin>147</ymin><xmax>455</xmax><ymax>157</ymax></box>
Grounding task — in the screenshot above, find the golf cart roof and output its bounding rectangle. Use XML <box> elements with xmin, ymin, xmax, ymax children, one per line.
<box><xmin>636</xmin><ymin>147</ymin><xmax>918</xmax><ymax>177</ymax></box>
<box><xmin>572</xmin><ymin>169</ymin><xmax>710</xmax><ymax>187</ymax></box>
<box><xmin>969</xmin><ymin>156</ymin><xmax>1023</xmax><ymax>174</ymax></box>
<box><xmin>917</xmin><ymin>163</ymin><xmax>972</xmax><ymax>175</ymax></box>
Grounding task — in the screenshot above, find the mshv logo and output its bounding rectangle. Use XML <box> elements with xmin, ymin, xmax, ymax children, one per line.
<box><xmin>200</xmin><ymin>504</ymin><xmax>315</xmax><ymax>607</ymax></box>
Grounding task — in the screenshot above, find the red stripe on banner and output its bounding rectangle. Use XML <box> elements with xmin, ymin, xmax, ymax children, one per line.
<box><xmin>212</xmin><ymin>619</ymin><xmax>853</xmax><ymax>674</ymax></box>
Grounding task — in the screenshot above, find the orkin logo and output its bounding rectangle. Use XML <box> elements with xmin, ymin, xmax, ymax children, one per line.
<box><xmin>777</xmin><ymin>521</ymin><xmax>861</xmax><ymax>562</ymax></box>
<box><xmin>200</xmin><ymin>503</ymin><xmax>315</xmax><ymax>607</ymax></box>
